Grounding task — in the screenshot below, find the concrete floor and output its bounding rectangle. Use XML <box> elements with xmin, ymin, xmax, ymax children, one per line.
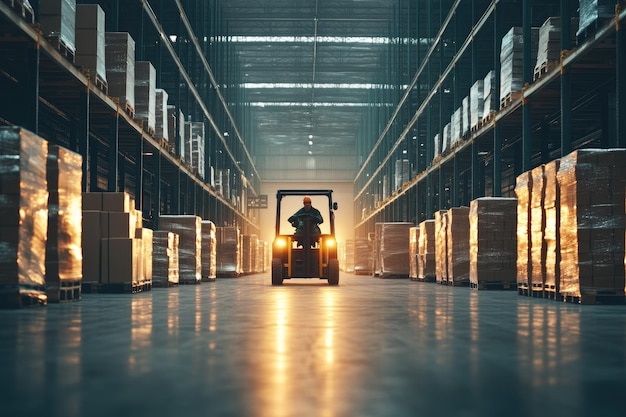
<box><xmin>1</xmin><ymin>273</ymin><xmax>625</xmax><ymax>417</ymax></box>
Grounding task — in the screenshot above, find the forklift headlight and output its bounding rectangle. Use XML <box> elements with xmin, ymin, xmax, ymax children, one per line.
<box><xmin>275</xmin><ymin>237</ymin><xmax>287</xmax><ymax>248</ymax></box>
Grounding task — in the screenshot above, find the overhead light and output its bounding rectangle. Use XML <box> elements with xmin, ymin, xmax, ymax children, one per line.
<box><xmin>308</xmin><ymin>150</ymin><xmax>312</xmax><ymax>155</ymax></box>
<box><xmin>308</xmin><ymin>134</ymin><xmax>313</xmax><ymax>139</ymax></box>
<box><xmin>308</xmin><ymin>140</ymin><xmax>313</xmax><ymax>145</ymax></box>
<box><xmin>224</xmin><ymin>132</ymin><xmax>229</xmax><ymax>137</ymax></box>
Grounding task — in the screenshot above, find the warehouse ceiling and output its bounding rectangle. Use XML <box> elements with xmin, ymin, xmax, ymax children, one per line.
<box><xmin>220</xmin><ymin>0</ymin><xmax>401</xmax><ymax>182</ymax></box>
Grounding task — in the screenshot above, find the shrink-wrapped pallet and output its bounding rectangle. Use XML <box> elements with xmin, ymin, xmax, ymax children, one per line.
<box><xmin>39</xmin><ymin>0</ymin><xmax>76</xmax><ymax>55</ymax></box>
<box><xmin>543</xmin><ymin>159</ymin><xmax>561</xmax><ymax>294</ymax></box>
<box><xmin>75</xmin><ymin>4</ymin><xmax>107</xmax><ymax>84</ymax></box>
<box><xmin>46</xmin><ymin>145</ymin><xmax>83</xmax><ymax>302</ymax></box>
<box><xmin>152</xmin><ymin>230</ymin><xmax>179</xmax><ymax>286</ymax></box>
<box><xmin>409</xmin><ymin>227</ymin><xmax>419</xmax><ymax>279</ymax></box>
<box><xmin>184</xmin><ymin>121</ymin><xmax>206</xmax><ymax>180</ymax></box>
<box><xmin>242</xmin><ymin>234</ymin><xmax>258</xmax><ymax>274</ymax></box>
<box><xmin>447</xmin><ymin>207</ymin><xmax>470</xmax><ymax>285</ymax></box>
<box><xmin>435</xmin><ymin>210</ymin><xmax>448</xmax><ymax>283</ymax></box>
<box><xmin>105</xmin><ymin>32</ymin><xmax>135</xmax><ymax>110</ymax></box>
<box><xmin>530</xmin><ymin>165</ymin><xmax>547</xmax><ymax>290</ymax></box>
<box><xmin>577</xmin><ymin>0</ymin><xmax>615</xmax><ymax>37</ymax></box>
<box><xmin>158</xmin><ymin>215</ymin><xmax>201</xmax><ymax>283</ymax></box>
<box><xmin>354</xmin><ymin>236</ymin><xmax>373</xmax><ymax>275</ymax></box>
<box><xmin>216</xmin><ymin>226</ymin><xmax>240</xmax><ymax>277</ymax></box>
<box><xmin>462</xmin><ymin>96</ymin><xmax>470</xmax><ymax>137</ymax></box>
<box><xmin>377</xmin><ymin>222</ymin><xmax>412</xmax><ymax>278</ymax></box>
<box><xmin>557</xmin><ymin>149</ymin><xmax>626</xmax><ymax>301</ymax></box>
<box><xmin>201</xmin><ymin>221</ymin><xmax>217</xmax><ymax>281</ymax></box>
<box><xmin>515</xmin><ymin>171</ymin><xmax>532</xmax><ymax>290</ymax></box>
<box><xmin>0</xmin><ymin>127</ymin><xmax>49</xmax><ymax>307</ymax></box>
<box><xmin>469</xmin><ymin>197</ymin><xmax>518</xmax><ymax>288</ymax></box>
<box><xmin>135</xmin><ymin>61</ymin><xmax>156</xmax><ymax>133</ymax></box>
<box><xmin>155</xmin><ymin>89</ymin><xmax>169</xmax><ymax>141</ymax></box>
<box><xmin>344</xmin><ymin>239</ymin><xmax>355</xmax><ymax>273</ymax></box>
<box><xmin>483</xmin><ymin>70</ymin><xmax>496</xmax><ymax>117</ymax></box>
<box><xmin>470</xmin><ymin>79</ymin><xmax>484</xmax><ymax>128</ymax></box>
<box><xmin>418</xmin><ymin>219</ymin><xmax>436</xmax><ymax>281</ymax></box>
<box><xmin>500</xmin><ymin>26</ymin><xmax>538</xmax><ymax>101</ymax></box>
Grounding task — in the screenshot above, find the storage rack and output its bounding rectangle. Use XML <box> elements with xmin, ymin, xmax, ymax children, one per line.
<box><xmin>0</xmin><ymin>0</ymin><xmax>260</xmax><ymax>234</ymax></box>
<box><xmin>354</xmin><ymin>0</ymin><xmax>626</xmax><ymax>237</ymax></box>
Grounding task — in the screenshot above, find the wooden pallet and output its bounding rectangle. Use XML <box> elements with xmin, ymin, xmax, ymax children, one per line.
<box><xmin>499</xmin><ymin>91</ymin><xmax>521</xmax><ymax>110</ymax></box>
<box><xmin>46</xmin><ymin>36</ymin><xmax>75</xmax><ymax>64</ymax></box>
<box><xmin>46</xmin><ymin>280</ymin><xmax>82</xmax><ymax>303</ymax></box>
<box><xmin>533</xmin><ymin>60</ymin><xmax>558</xmax><ymax>81</ymax></box>
<box><xmin>81</xmin><ymin>280</ymin><xmax>152</xmax><ymax>294</ymax></box>
<box><xmin>561</xmin><ymin>289</ymin><xmax>626</xmax><ymax>305</ymax></box>
<box><xmin>471</xmin><ymin>280</ymin><xmax>517</xmax><ymax>290</ymax></box>
<box><xmin>3</xmin><ymin>0</ymin><xmax>34</xmax><ymax>24</ymax></box>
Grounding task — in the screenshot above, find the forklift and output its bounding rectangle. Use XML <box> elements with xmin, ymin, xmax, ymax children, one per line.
<box><xmin>271</xmin><ymin>190</ymin><xmax>339</xmax><ymax>285</ymax></box>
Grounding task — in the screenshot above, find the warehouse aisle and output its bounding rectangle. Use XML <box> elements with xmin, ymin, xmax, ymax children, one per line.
<box><xmin>1</xmin><ymin>274</ymin><xmax>625</xmax><ymax>417</ymax></box>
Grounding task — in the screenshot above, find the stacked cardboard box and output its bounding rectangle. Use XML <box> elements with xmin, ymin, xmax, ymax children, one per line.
<box><xmin>158</xmin><ymin>215</ymin><xmax>201</xmax><ymax>284</ymax></box>
<box><xmin>378</xmin><ymin>222</ymin><xmax>412</xmax><ymax>278</ymax></box>
<box><xmin>451</xmin><ymin>107</ymin><xmax>462</xmax><ymax>146</ymax></box>
<box><xmin>409</xmin><ymin>227</ymin><xmax>419</xmax><ymax>279</ymax></box>
<box><xmin>0</xmin><ymin>127</ymin><xmax>49</xmax><ymax>307</ymax></box>
<box><xmin>135</xmin><ymin>61</ymin><xmax>156</xmax><ymax>133</ymax></box>
<box><xmin>46</xmin><ymin>145</ymin><xmax>83</xmax><ymax>302</ymax></box>
<box><xmin>394</xmin><ymin>159</ymin><xmax>410</xmax><ymax>191</ymax></box>
<box><xmin>435</xmin><ymin>210</ymin><xmax>448</xmax><ymax>283</ymax></box>
<box><xmin>469</xmin><ymin>197</ymin><xmax>518</xmax><ymax>288</ymax></box>
<box><xmin>82</xmin><ymin>192</ymin><xmax>149</xmax><ymax>290</ymax></box>
<box><xmin>256</xmin><ymin>240</ymin><xmax>267</xmax><ymax>273</ymax></box>
<box><xmin>557</xmin><ymin>149</ymin><xmax>626</xmax><ymax>300</ymax></box>
<box><xmin>152</xmin><ymin>230</ymin><xmax>179</xmax><ymax>287</ymax></box>
<box><xmin>418</xmin><ymin>219</ymin><xmax>436</xmax><ymax>281</ymax></box>
<box><xmin>342</xmin><ymin>239</ymin><xmax>355</xmax><ymax>273</ymax></box>
<box><xmin>105</xmin><ymin>32</ymin><xmax>135</xmax><ymax>110</ymax></box>
<box><xmin>530</xmin><ymin>165</ymin><xmax>547</xmax><ymax>290</ymax></box>
<box><xmin>515</xmin><ymin>171</ymin><xmax>532</xmax><ymax>290</ymax></box>
<box><xmin>75</xmin><ymin>4</ymin><xmax>107</xmax><ymax>84</ymax></box>
<box><xmin>543</xmin><ymin>159</ymin><xmax>561</xmax><ymax>295</ymax></box>
<box><xmin>447</xmin><ymin>207</ymin><xmax>470</xmax><ymax>285</ymax></box>
<box><xmin>216</xmin><ymin>226</ymin><xmax>240</xmax><ymax>277</ymax></box>
<box><xmin>354</xmin><ymin>236</ymin><xmax>373</xmax><ymax>275</ymax></box>
<box><xmin>201</xmin><ymin>220</ymin><xmax>216</xmax><ymax>281</ymax></box>
<box><xmin>500</xmin><ymin>26</ymin><xmax>539</xmax><ymax>100</ymax></box>
<box><xmin>39</xmin><ymin>0</ymin><xmax>76</xmax><ymax>55</ymax></box>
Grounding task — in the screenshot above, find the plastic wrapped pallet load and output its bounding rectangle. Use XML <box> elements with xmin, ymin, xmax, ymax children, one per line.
<box><xmin>39</xmin><ymin>0</ymin><xmax>76</xmax><ymax>55</ymax></box>
<box><xmin>409</xmin><ymin>227</ymin><xmax>419</xmax><ymax>280</ymax></box>
<box><xmin>447</xmin><ymin>207</ymin><xmax>470</xmax><ymax>286</ymax></box>
<box><xmin>530</xmin><ymin>165</ymin><xmax>547</xmax><ymax>292</ymax></box>
<box><xmin>242</xmin><ymin>234</ymin><xmax>258</xmax><ymax>274</ymax></box>
<box><xmin>499</xmin><ymin>26</ymin><xmax>539</xmax><ymax>103</ymax></box>
<box><xmin>354</xmin><ymin>236</ymin><xmax>373</xmax><ymax>275</ymax></box>
<box><xmin>158</xmin><ymin>215</ymin><xmax>201</xmax><ymax>284</ymax></box>
<box><xmin>135</xmin><ymin>61</ymin><xmax>156</xmax><ymax>133</ymax></box>
<box><xmin>0</xmin><ymin>127</ymin><xmax>49</xmax><ymax>308</ymax></box>
<box><xmin>469</xmin><ymin>197</ymin><xmax>518</xmax><ymax>289</ymax></box>
<box><xmin>152</xmin><ymin>230</ymin><xmax>179</xmax><ymax>287</ymax></box>
<box><xmin>418</xmin><ymin>219</ymin><xmax>436</xmax><ymax>282</ymax></box>
<box><xmin>216</xmin><ymin>226</ymin><xmax>240</xmax><ymax>277</ymax></box>
<box><xmin>515</xmin><ymin>170</ymin><xmax>533</xmax><ymax>292</ymax></box>
<box><xmin>434</xmin><ymin>210</ymin><xmax>448</xmax><ymax>284</ymax></box>
<box><xmin>201</xmin><ymin>220</ymin><xmax>217</xmax><ymax>281</ymax></box>
<box><xmin>557</xmin><ymin>149</ymin><xmax>626</xmax><ymax>303</ymax></box>
<box><xmin>75</xmin><ymin>4</ymin><xmax>107</xmax><ymax>85</ymax></box>
<box><xmin>377</xmin><ymin>222</ymin><xmax>412</xmax><ymax>278</ymax></box>
<box><xmin>46</xmin><ymin>144</ymin><xmax>83</xmax><ymax>302</ymax></box>
<box><xmin>577</xmin><ymin>0</ymin><xmax>615</xmax><ymax>37</ymax></box>
<box><xmin>105</xmin><ymin>32</ymin><xmax>135</xmax><ymax>111</ymax></box>
<box><xmin>543</xmin><ymin>159</ymin><xmax>561</xmax><ymax>297</ymax></box>
<box><xmin>470</xmin><ymin>79</ymin><xmax>484</xmax><ymax>129</ymax></box>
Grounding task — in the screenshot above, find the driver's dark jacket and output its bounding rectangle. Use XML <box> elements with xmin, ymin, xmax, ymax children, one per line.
<box><xmin>288</xmin><ymin>207</ymin><xmax>323</xmax><ymax>235</ymax></box>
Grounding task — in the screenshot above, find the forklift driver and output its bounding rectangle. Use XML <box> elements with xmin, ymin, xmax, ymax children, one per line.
<box><xmin>288</xmin><ymin>196</ymin><xmax>323</xmax><ymax>246</ymax></box>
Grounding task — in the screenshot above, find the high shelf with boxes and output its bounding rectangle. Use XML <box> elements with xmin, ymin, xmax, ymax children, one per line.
<box><xmin>0</xmin><ymin>0</ymin><xmax>261</xmax><ymax>241</ymax></box>
<box><xmin>353</xmin><ymin>0</ymin><xmax>626</xmax><ymax>239</ymax></box>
